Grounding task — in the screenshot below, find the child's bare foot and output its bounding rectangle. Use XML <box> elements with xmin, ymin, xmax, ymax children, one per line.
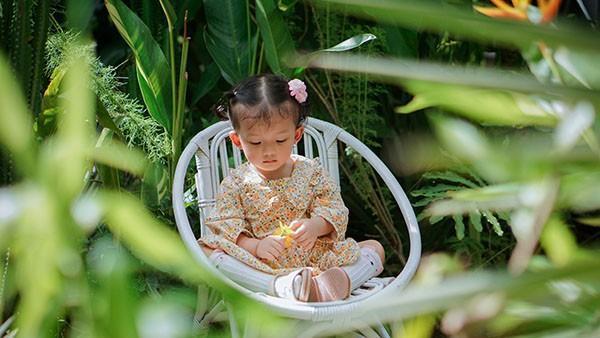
<box><xmin>308</xmin><ymin>267</ymin><xmax>350</xmax><ymax>302</ymax></box>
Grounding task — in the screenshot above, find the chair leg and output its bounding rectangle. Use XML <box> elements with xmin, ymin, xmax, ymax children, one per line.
<box><xmin>242</xmin><ymin>316</ymin><xmax>260</xmax><ymax>338</ymax></box>
<box><xmin>195</xmin><ymin>300</ymin><xmax>225</xmax><ymax>330</ymax></box>
<box><xmin>226</xmin><ymin>302</ymin><xmax>241</xmax><ymax>338</ymax></box>
<box><xmin>375</xmin><ymin>321</ymin><xmax>391</xmax><ymax>338</ymax></box>
<box><xmin>358</xmin><ymin>326</ymin><xmax>382</xmax><ymax>338</ymax></box>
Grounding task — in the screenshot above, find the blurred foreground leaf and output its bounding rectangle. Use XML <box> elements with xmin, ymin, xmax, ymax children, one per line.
<box><xmin>297</xmin><ymin>254</ymin><xmax>600</xmax><ymax>337</ymax></box>
<box><xmin>302</xmin><ymin>53</ymin><xmax>600</xmax><ymax>110</ymax></box>
<box><xmin>314</xmin><ymin>0</ymin><xmax>600</xmax><ymax>54</ymax></box>
<box><xmin>0</xmin><ymin>54</ymin><xmax>37</xmax><ymax>174</ymax></box>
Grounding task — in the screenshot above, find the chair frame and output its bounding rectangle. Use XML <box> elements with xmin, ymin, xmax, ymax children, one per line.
<box><xmin>173</xmin><ymin>117</ymin><xmax>421</xmax><ymax>327</ymax></box>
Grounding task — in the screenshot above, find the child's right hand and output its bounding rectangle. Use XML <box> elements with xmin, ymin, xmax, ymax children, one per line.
<box><xmin>256</xmin><ymin>236</ymin><xmax>285</xmax><ymax>261</ymax></box>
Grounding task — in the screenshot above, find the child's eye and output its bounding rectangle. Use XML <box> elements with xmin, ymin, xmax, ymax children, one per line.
<box><xmin>276</xmin><ymin>139</ymin><xmax>287</xmax><ymax>143</ymax></box>
<box><xmin>249</xmin><ymin>141</ymin><xmax>261</xmax><ymax>145</ymax></box>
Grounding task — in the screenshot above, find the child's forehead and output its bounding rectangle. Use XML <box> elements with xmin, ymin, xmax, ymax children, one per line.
<box><xmin>239</xmin><ymin>115</ymin><xmax>296</xmax><ymax>135</ymax></box>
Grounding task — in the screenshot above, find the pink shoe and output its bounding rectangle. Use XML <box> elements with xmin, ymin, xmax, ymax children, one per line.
<box><xmin>308</xmin><ymin>267</ymin><xmax>350</xmax><ymax>302</ymax></box>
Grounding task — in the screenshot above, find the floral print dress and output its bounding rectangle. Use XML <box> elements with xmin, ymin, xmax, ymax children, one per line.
<box><xmin>199</xmin><ymin>155</ymin><xmax>360</xmax><ymax>275</ymax></box>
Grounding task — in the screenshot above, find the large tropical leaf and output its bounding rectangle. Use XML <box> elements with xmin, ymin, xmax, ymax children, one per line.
<box><xmin>203</xmin><ymin>0</ymin><xmax>257</xmax><ymax>84</ymax></box>
<box><xmin>105</xmin><ymin>0</ymin><xmax>172</xmax><ymax>132</ymax></box>
<box><xmin>256</xmin><ymin>0</ymin><xmax>295</xmax><ymax>76</ymax></box>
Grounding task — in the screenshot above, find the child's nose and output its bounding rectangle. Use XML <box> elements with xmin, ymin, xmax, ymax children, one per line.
<box><xmin>263</xmin><ymin>144</ymin><xmax>276</xmax><ymax>157</ymax></box>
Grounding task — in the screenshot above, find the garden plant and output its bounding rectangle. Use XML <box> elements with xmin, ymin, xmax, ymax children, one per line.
<box><xmin>0</xmin><ymin>0</ymin><xmax>599</xmax><ymax>337</ymax></box>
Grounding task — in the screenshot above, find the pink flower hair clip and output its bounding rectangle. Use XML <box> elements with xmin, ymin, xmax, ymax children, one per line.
<box><xmin>288</xmin><ymin>79</ymin><xmax>307</xmax><ymax>103</ymax></box>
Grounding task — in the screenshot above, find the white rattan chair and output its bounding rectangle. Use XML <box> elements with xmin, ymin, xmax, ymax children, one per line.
<box><xmin>172</xmin><ymin>117</ymin><xmax>421</xmax><ymax>336</ymax></box>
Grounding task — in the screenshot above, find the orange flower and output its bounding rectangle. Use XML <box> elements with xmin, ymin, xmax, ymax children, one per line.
<box><xmin>474</xmin><ymin>0</ymin><xmax>561</xmax><ymax>24</ymax></box>
<box><xmin>273</xmin><ymin>221</ymin><xmax>294</xmax><ymax>248</ymax></box>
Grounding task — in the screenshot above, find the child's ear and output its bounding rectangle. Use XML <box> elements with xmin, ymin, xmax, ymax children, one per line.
<box><xmin>229</xmin><ymin>131</ymin><xmax>242</xmax><ymax>148</ymax></box>
<box><xmin>294</xmin><ymin>126</ymin><xmax>304</xmax><ymax>144</ymax></box>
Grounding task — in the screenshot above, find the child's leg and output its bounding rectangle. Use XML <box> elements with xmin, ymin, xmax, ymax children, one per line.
<box><xmin>204</xmin><ymin>246</ymin><xmax>310</xmax><ymax>301</ymax></box>
<box><xmin>309</xmin><ymin>240</ymin><xmax>385</xmax><ymax>302</ymax></box>
<box><xmin>344</xmin><ymin>240</ymin><xmax>385</xmax><ymax>290</ymax></box>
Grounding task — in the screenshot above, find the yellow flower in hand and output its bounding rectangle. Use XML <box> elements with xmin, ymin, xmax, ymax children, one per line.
<box><xmin>273</xmin><ymin>221</ymin><xmax>294</xmax><ymax>248</ymax></box>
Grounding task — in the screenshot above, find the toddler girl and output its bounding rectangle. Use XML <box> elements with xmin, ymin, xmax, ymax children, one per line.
<box><xmin>199</xmin><ymin>74</ymin><xmax>385</xmax><ymax>302</ymax></box>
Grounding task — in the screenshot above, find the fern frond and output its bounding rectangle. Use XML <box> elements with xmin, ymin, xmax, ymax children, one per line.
<box><xmin>411</xmin><ymin>184</ymin><xmax>463</xmax><ymax>197</ymax></box>
<box><xmin>453</xmin><ymin>214</ymin><xmax>465</xmax><ymax>240</ymax></box>
<box><xmin>412</xmin><ymin>168</ymin><xmax>508</xmax><ymax>240</ymax></box>
<box><xmin>468</xmin><ymin>211</ymin><xmax>483</xmax><ymax>232</ymax></box>
<box><xmin>482</xmin><ymin>210</ymin><xmax>504</xmax><ymax>236</ymax></box>
<box><xmin>422</xmin><ymin>170</ymin><xmax>480</xmax><ymax>188</ymax></box>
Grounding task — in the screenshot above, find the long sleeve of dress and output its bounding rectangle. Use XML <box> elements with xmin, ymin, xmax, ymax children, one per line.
<box><xmin>309</xmin><ymin>165</ymin><xmax>349</xmax><ymax>242</ymax></box>
<box><xmin>204</xmin><ymin>175</ymin><xmax>252</xmax><ymax>243</ymax></box>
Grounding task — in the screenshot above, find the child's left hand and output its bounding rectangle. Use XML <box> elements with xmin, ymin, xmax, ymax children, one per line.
<box><xmin>290</xmin><ymin>218</ymin><xmax>320</xmax><ymax>251</ymax></box>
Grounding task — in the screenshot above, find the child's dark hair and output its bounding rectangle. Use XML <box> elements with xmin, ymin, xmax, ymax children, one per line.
<box><xmin>213</xmin><ymin>74</ymin><xmax>309</xmax><ymax>130</ymax></box>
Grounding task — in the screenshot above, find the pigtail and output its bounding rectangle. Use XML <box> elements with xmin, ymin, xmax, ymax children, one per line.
<box><xmin>212</xmin><ymin>90</ymin><xmax>236</xmax><ymax>120</ymax></box>
<box><xmin>297</xmin><ymin>92</ymin><xmax>310</xmax><ymax>125</ymax></box>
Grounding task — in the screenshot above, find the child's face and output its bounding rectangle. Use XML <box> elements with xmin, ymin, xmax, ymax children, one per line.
<box><xmin>229</xmin><ymin>113</ymin><xmax>303</xmax><ymax>179</ymax></box>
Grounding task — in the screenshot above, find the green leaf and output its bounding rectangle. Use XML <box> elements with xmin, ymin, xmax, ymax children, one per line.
<box><xmin>141</xmin><ymin>162</ymin><xmax>169</xmax><ymax>209</ymax></box>
<box><xmin>411</xmin><ymin>184</ymin><xmax>462</xmax><ymax>197</ymax></box>
<box><xmin>453</xmin><ymin>214</ymin><xmax>465</xmax><ymax>240</ymax></box>
<box><xmin>540</xmin><ymin>216</ymin><xmax>577</xmax><ymax>266</ymax></box>
<box><xmin>191</xmin><ymin>62</ymin><xmax>221</xmax><ymax>105</ymax></box>
<box><xmin>100</xmin><ymin>191</ymin><xmax>229</xmax><ymax>291</ymax></box>
<box><xmin>277</xmin><ymin>0</ymin><xmax>298</xmax><ymax>11</ymax></box>
<box><xmin>203</xmin><ymin>0</ymin><xmax>256</xmax><ymax>84</ymax></box>
<box><xmin>158</xmin><ymin>0</ymin><xmax>177</xmax><ymax>29</ymax></box>
<box><xmin>88</xmin><ymin>238</ymin><xmax>138</xmax><ymax>338</ymax></box>
<box><xmin>553</xmin><ymin>48</ymin><xmax>600</xmax><ymax>90</ymax></box>
<box><xmin>575</xmin><ymin>217</ymin><xmax>600</xmax><ymax>227</ymax></box>
<box><xmin>483</xmin><ymin>210</ymin><xmax>503</xmax><ymax>236</ymax></box>
<box><xmin>469</xmin><ymin>211</ymin><xmax>483</xmax><ymax>232</ymax></box>
<box><xmin>256</xmin><ymin>0</ymin><xmax>295</xmax><ymax>75</ymax></box>
<box><xmin>430</xmin><ymin>114</ymin><xmax>491</xmax><ymax>162</ymax></box>
<box><xmin>14</xmin><ymin>192</ymin><xmax>64</xmax><ymax>337</ymax></box>
<box><xmin>448</xmin><ymin>184</ymin><xmax>522</xmax><ymax>203</ymax></box>
<box><xmin>96</xmin><ymin>99</ymin><xmax>124</xmax><ymax>141</ymax></box>
<box><xmin>105</xmin><ymin>0</ymin><xmax>172</xmax><ymax>132</ymax></box>
<box><xmin>422</xmin><ymin>171</ymin><xmax>480</xmax><ymax>189</ymax></box>
<box><xmin>559</xmin><ymin>170</ymin><xmax>600</xmax><ymax>212</ymax></box>
<box><xmin>413</xmin><ymin>196</ymin><xmax>443</xmax><ymax>208</ymax></box>
<box><xmin>93</xmin><ymin>137</ymin><xmax>147</xmax><ymax>176</ymax></box>
<box><xmin>0</xmin><ymin>54</ymin><xmax>36</xmax><ymax>174</ymax></box>
<box><xmin>302</xmin><ymin>54</ymin><xmax>600</xmax><ymax>109</ymax></box>
<box><xmin>397</xmin><ymin>84</ymin><xmax>558</xmax><ymax>127</ymax></box>
<box><xmin>315</xmin><ymin>0</ymin><xmax>600</xmax><ymax>55</ymax></box>
<box><xmin>321</xmin><ymin>33</ymin><xmax>377</xmax><ymax>52</ymax></box>
<box><xmin>381</xmin><ymin>25</ymin><xmax>417</xmax><ymax>58</ymax></box>
<box><xmin>53</xmin><ymin>47</ymin><xmax>95</xmax><ymax>201</ymax></box>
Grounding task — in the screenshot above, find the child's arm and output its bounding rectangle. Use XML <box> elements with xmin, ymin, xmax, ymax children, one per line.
<box><xmin>290</xmin><ymin>216</ymin><xmax>334</xmax><ymax>251</ymax></box>
<box><xmin>237</xmin><ymin>234</ymin><xmax>285</xmax><ymax>262</ymax></box>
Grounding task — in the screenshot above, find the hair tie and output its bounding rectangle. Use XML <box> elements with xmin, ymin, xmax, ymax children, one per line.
<box><xmin>288</xmin><ymin>79</ymin><xmax>307</xmax><ymax>103</ymax></box>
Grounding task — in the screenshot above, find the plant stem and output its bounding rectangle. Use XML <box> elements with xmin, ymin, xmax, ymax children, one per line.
<box><xmin>158</xmin><ymin>0</ymin><xmax>178</xmax><ymax>179</ymax></box>
<box><xmin>174</xmin><ymin>32</ymin><xmax>190</xmax><ymax>165</ymax></box>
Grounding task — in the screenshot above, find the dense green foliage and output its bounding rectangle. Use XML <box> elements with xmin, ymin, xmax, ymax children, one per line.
<box><xmin>0</xmin><ymin>0</ymin><xmax>598</xmax><ymax>337</ymax></box>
